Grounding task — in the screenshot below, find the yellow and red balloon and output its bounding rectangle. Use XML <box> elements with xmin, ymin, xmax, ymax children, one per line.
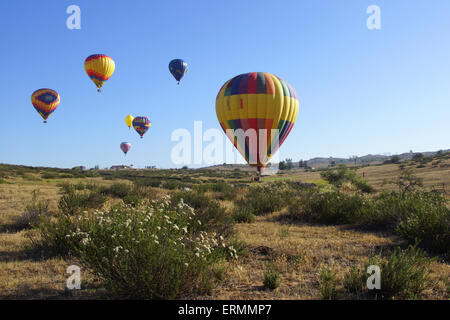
<box><xmin>84</xmin><ymin>54</ymin><xmax>115</xmax><ymax>92</ymax></box>
<box><xmin>31</xmin><ymin>89</ymin><xmax>60</xmax><ymax>123</ymax></box>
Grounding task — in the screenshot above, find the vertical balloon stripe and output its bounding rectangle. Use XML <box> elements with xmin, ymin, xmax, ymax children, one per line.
<box><xmin>247</xmin><ymin>72</ymin><xmax>258</xmax><ymax>94</ymax></box>
<box><xmin>256</xmin><ymin>72</ymin><xmax>266</xmax><ymax>94</ymax></box>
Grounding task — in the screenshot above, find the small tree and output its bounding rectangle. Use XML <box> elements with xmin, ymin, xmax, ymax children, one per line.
<box><xmin>390</xmin><ymin>155</ymin><xmax>401</xmax><ymax>164</ymax></box>
<box><xmin>391</xmin><ymin>168</ymin><xmax>423</xmax><ymax>193</ymax></box>
<box><xmin>286</xmin><ymin>159</ymin><xmax>293</xmax><ymax>170</ymax></box>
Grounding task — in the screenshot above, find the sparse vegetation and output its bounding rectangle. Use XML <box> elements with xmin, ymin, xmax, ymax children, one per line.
<box><xmin>37</xmin><ymin>198</ymin><xmax>233</xmax><ymax>299</ymax></box>
<box><xmin>342</xmin><ymin>244</ymin><xmax>435</xmax><ymax>300</ymax></box>
<box><xmin>263</xmin><ymin>264</ymin><xmax>281</xmax><ymax>290</ymax></box>
<box><xmin>318</xmin><ymin>265</ymin><xmax>339</xmax><ymax>299</ymax></box>
<box><xmin>13</xmin><ymin>189</ymin><xmax>50</xmax><ymax>230</ymax></box>
<box><xmin>0</xmin><ymin>154</ymin><xmax>449</xmax><ymax>300</ymax></box>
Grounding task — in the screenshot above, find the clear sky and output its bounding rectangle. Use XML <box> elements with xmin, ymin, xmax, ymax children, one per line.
<box><xmin>0</xmin><ymin>0</ymin><xmax>449</xmax><ymax>169</ymax></box>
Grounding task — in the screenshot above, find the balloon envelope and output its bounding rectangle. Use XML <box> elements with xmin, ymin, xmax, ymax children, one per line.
<box><xmin>84</xmin><ymin>54</ymin><xmax>115</xmax><ymax>92</ymax></box>
<box><xmin>132</xmin><ymin>116</ymin><xmax>151</xmax><ymax>138</ymax></box>
<box><xmin>125</xmin><ymin>115</ymin><xmax>134</xmax><ymax>128</ymax></box>
<box><xmin>31</xmin><ymin>89</ymin><xmax>60</xmax><ymax>123</ymax></box>
<box><xmin>215</xmin><ymin>72</ymin><xmax>299</xmax><ymax>173</ymax></box>
<box><xmin>169</xmin><ymin>59</ymin><xmax>188</xmax><ymax>83</ymax></box>
<box><xmin>120</xmin><ymin>142</ymin><xmax>131</xmax><ymax>154</ymax></box>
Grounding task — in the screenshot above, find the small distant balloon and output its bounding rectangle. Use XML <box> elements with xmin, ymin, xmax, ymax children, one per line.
<box><xmin>132</xmin><ymin>116</ymin><xmax>151</xmax><ymax>139</ymax></box>
<box><xmin>84</xmin><ymin>54</ymin><xmax>115</xmax><ymax>92</ymax></box>
<box><xmin>31</xmin><ymin>89</ymin><xmax>60</xmax><ymax>123</ymax></box>
<box><xmin>120</xmin><ymin>142</ymin><xmax>131</xmax><ymax>155</ymax></box>
<box><xmin>169</xmin><ymin>59</ymin><xmax>188</xmax><ymax>84</ymax></box>
<box><xmin>125</xmin><ymin>115</ymin><xmax>134</xmax><ymax>129</ymax></box>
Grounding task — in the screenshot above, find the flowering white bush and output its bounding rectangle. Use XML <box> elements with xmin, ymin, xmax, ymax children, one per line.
<box><xmin>38</xmin><ymin>196</ymin><xmax>237</xmax><ymax>299</ymax></box>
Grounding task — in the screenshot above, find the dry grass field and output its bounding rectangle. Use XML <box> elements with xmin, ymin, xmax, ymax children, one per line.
<box><xmin>0</xmin><ymin>154</ymin><xmax>449</xmax><ymax>300</ymax></box>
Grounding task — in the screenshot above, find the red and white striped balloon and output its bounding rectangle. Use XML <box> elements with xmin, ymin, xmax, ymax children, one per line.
<box><xmin>120</xmin><ymin>142</ymin><xmax>131</xmax><ymax>155</ymax></box>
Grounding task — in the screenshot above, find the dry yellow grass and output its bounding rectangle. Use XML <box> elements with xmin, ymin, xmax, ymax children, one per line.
<box><xmin>202</xmin><ymin>214</ymin><xmax>449</xmax><ymax>300</ymax></box>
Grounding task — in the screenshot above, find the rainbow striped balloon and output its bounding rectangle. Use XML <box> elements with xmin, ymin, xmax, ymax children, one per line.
<box><xmin>84</xmin><ymin>54</ymin><xmax>115</xmax><ymax>92</ymax></box>
<box><xmin>216</xmin><ymin>72</ymin><xmax>299</xmax><ymax>174</ymax></box>
<box><xmin>132</xmin><ymin>116</ymin><xmax>151</xmax><ymax>139</ymax></box>
<box><xmin>31</xmin><ymin>89</ymin><xmax>60</xmax><ymax>123</ymax></box>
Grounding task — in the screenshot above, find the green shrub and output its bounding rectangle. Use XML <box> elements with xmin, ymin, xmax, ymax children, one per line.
<box><xmin>320</xmin><ymin>165</ymin><xmax>350</xmax><ymax>187</ymax></box>
<box><xmin>232</xmin><ymin>205</ymin><xmax>255</xmax><ymax>223</ymax></box>
<box><xmin>102</xmin><ymin>183</ymin><xmax>131</xmax><ymax>198</ymax></box>
<box><xmin>36</xmin><ymin>198</ymin><xmax>230</xmax><ymax>299</ymax></box>
<box><xmin>194</xmin><ymin>181</ymin><xmax>235</xmax><ymax>200</ymax></box>
<box><xmin>394</xmin><ymin>191</ymin><xmax>449</xmax><ymax>254</ymax></box>
<box><xmin>288</xmin><ymin>185</ymin><xmax>449</xmax><ymax>255</ymax></box>
<box><xmin>353</xmin><ymin>178</ymin><xmax>375</xmax><ymax>193</ymax></box>
<box><xmin>289</xmin><ymin>190</ymin><xmax>366</xmax><ymax>225</ymax></box>
<box><xmin>171</xmin><ymin>191</ymin><xmax>234</xmax><ymax>237</ymax></box>
<box><xmin>58</xmin><ymin>184</ymin><xmax>107</xmax><ymax>215</ymax></box>
<box><xmin>390</xmin><ymin>168</ymin><xmax>423</xmax><ymax>193</ymax></box>
<box><xmin>343</xmin><ymin>266</ymin><xmax>365</xmax><ymax>295</ymax></box>
<box><xmin>236</xmin><ymin>182</ymin><xmax>294</xmax><ymax>216</ymax></box>
<box><xmin>74</xmin><ymin>181</ymin><xmax>85</xmax><ymax>190</ymax></box>
<box><xmin>13</xmin><ymin>189</ymin><xmax>50</xmax><ymax>230</ymax></box>
<box><xmin>41</xmin><ymin>173</ymin><xmax>58</xmax><ymax>179</ymax></box>
<box><xmin>133</xmin><ymin>177</ymin><xmax>161</xmax><ymax>188</ymax></box>
<box><xmin>321</xmin><ymin>165</ymin><xmax>374</xmax><ymax>193</ymax></box>
<box><xmin>318</xmin><ymin>265</ymin><xmax>339</xmax><ymax>299</ymax></box>
<box><xmin>263</xmin><ymin>265</ymin><xmax>280</xmax><ymax>290</ymax></box>
<box><xmin>369</xmin><ymin>244</ymin><xmax>434</xmax><ymax>299</ymax></box>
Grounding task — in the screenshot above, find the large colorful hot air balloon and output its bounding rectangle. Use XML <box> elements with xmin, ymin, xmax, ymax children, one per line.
<box><xmin>125</xmin><ymin>115</ymin><xmax>134</xmax><ymax>129</ymax></box>
<box><xmin>120</xmin><ymin>142</ymin><xmax>131</xmax><ymax>155</ymax></box>
<box><xmin>84</xmin><ymin>54</ymin><xmax>115</xmax><ymax>92</ymax></box>
<box><xmin>132</xmin><ymin>116</ymin><xmax>151</xmax><ymax>139</ymax></box>
<box><xmin>169</xmin><ymin>59</ymin><xmax>188</xmax><ymax>84</ymax></box>
<box><xmin>31</xmin><ymin>89</ymin><xmax>60</xmax><ymax>123</ymax></box>
<box><xmin>216</xmin><ymin>72</ymin><xmax>299</xmax><ymax>174</ymax></box>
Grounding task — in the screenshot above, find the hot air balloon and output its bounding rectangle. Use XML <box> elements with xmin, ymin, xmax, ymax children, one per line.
<box><xmin>125</xmin><ymin>115</ymin><xmax>134</xmax><ymax>129</ymax></box>
<box><xmin>31</xmin><ymin>89</ymin><xmax>60</xmax><ymax>123</ymax></box>
<box><xmin>84</xmin><ymin>54</ymin><xmax>115</xmax><ymax>92</ymax></box>
<box><xmin>120</xmin><ymin>142</ymin><xmax>131</xmax><ymax>155</ymax></box>
<box><xmin>132</xmin><ymin>116</ymin><xmax>151</xmax><ymax>139</ymax></box>
<box><xmin>169</xmin><ymin>59</ymin><xmax>188</xmax><ymax>84</ymax></box>
<box><xmin>215</xmin><ymin>72</ymin><xmax>299</xmax><ymax>174</ymax></box>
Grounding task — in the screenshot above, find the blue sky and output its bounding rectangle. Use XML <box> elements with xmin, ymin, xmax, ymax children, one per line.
<box><xmin>0</xmin><ymin>0</ymin><xmax>449</xmax><ymax>169</ymax></box>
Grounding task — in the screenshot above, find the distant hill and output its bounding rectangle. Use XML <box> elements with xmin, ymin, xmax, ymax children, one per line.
<box><xmin>200</xmin><ymin>149</ymin><xmax>450</xmax><ymax>170</ymax></box>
